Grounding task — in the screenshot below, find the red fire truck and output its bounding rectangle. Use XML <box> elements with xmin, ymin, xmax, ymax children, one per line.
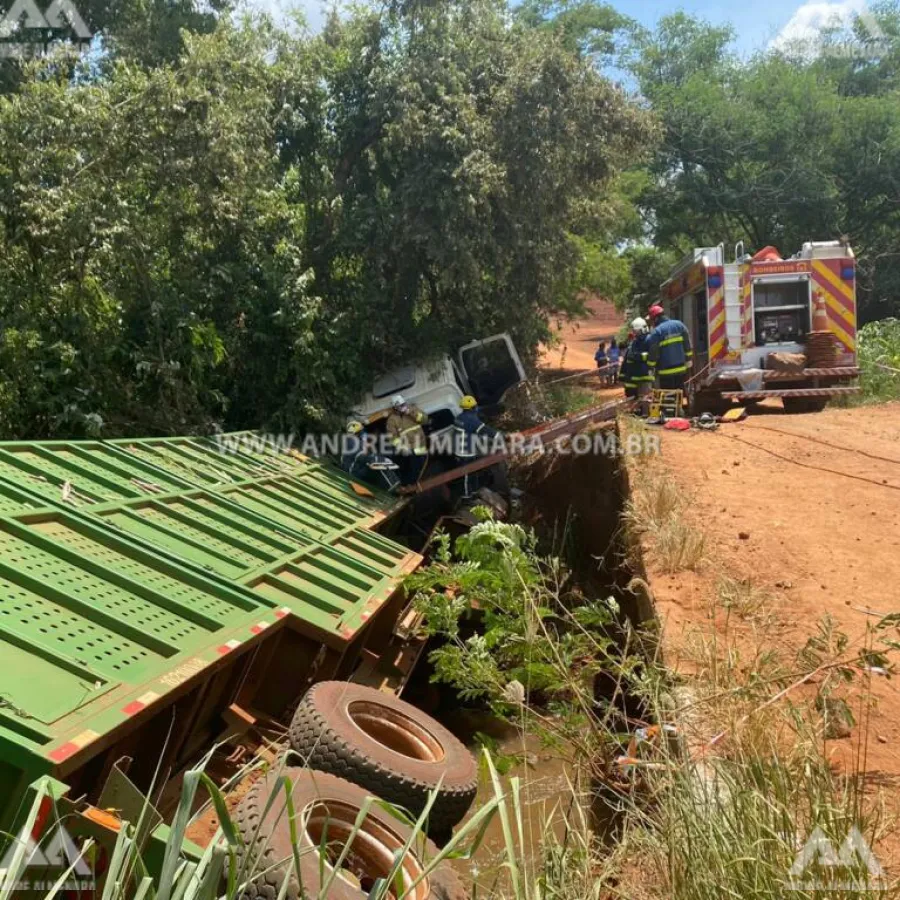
<box><xmin>659</xmin><ymin>240</ymin><xmax>861</xmax><ymax>412</ymax></box>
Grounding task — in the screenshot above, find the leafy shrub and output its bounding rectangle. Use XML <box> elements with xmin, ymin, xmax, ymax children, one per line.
<box><xmin>408</xmin><ymin>514</ymin><xmax>642</xmax><ymax>766</ymax></box>
<box><xmin>854</xmin><ymin>318</ymin><xmax>900</xmax><ymax>404</ymax></box>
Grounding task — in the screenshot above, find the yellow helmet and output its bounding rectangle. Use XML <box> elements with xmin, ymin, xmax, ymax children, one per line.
<box><xmin>346</xmin><ymin>420</ymin><xmax>364</xmax><ymax>435</ymax></box>
<box><xmin>460</xmin><ymin>395</ymin><xmax>477</xmax><ymax>410</ymax></box>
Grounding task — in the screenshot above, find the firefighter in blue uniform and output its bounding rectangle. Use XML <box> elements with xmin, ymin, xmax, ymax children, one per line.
<box><xmin>453</xmin><ymin>395</ymin><xmax>500</xmax><ymax>498</ymax></box>
<box><xmin>646</xmin><ymin>304</ymin><xmax>693</xmax><ymax>391</ymax></box>
<box><xmin>341</xmin><ymin>420</ymin><xmax>400</xmax><ymax>491</ymax></box>
<box><xmin>622</xmin><ymin>317</ymin><xmax>654</xmax><ymax>414</ymax></box>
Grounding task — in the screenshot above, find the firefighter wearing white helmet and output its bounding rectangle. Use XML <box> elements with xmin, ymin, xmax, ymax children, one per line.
<box><xmin>386</xmin><ymin>394</ymin><xmax>429</xmax><ymax>485</ymax></box>
<box><xmin>622</xmin><ymin>316</ymin><xmax>654</xmax><ymax>414</ymax></box>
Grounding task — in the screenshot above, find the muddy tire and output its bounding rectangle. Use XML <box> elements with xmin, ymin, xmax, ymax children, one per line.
<box><xmin>782</xmin><ymin>397</ymin><xmax>828</xmax><ymax>414</ymax></box>
<box><xmin>689</xmin><ymin>391</ymin><xmax>731</xmax><ymax>417</ymax></box>
<box><xmin>235</xmin><ymin>769</ymin><xmax>466</xmax><ymax>900</ymax></box>
<box><xmin>288</xmin><ymin>682</ymin><xmax>478</xmax><ymax>835</ymax></box>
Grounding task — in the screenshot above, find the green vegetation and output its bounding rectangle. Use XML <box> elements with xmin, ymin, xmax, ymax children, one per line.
<box><xmin>620</xmin><ymin>5</ymin><xmax>900</xmax><ymax>324</ymax></box>
<box><xmin>406</xmin><ymin>499</ymin><xmax>898</xmax><ymax>898</ymax></box>
<box><xmin>855</xmin><ymin>318</ymin><xmax>900</xmax><ymax>404</ymax></box>
<box><xmin>11</xmin><ymin>498</ymin><xmax>898</xmax><ymax>898</ymax></box>
<box><xmin>0</xmin><ymin>2</ymin><xmax>653</xmax><ymax>439</ymax></box>
<box><xmin>408</xmin><ymin>516</ymin><xmax>639</xmax><ymax>768</ymax></box>
<box><xmin>3</xmin><ymin>0</ymin><xmax>900</xmax><ymax>438</ymax></box>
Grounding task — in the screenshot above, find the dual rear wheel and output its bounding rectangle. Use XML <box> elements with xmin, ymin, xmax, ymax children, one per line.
<box><xmin>236</xmin><ymin>682</ymin><xmax>478</xmax><ymax>900</ymax></box>
<box><xmin>235</xmin><ymin>770</ymin><xmax>466</xmax><ymax>900</ymax></box>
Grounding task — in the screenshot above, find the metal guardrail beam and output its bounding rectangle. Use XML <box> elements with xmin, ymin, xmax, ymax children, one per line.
<box><xmin>400</xmin><ymin>399</ymin><xmax>631</xmax><ymax>495</ymax></box>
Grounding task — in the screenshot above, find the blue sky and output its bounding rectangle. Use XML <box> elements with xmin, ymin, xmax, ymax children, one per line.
<box><xmin>244</xmin><ymin>0</ymin><xmax>868</xmax><ymax>56</ymax></box>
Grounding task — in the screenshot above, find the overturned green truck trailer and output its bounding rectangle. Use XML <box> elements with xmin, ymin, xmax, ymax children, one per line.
<box><xmin>0</xmin><ymin>434</ymin><xmax>420</xmax><ymax>872</ymax></box>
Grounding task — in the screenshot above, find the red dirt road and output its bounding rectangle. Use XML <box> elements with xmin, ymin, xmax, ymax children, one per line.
<box><xmin>541</xmin><ymin>296</ymin><xmax>624</xmax><ymax>370</ymax></box>
<box><xmin>653</xmin><ymin>409</ymin><xmax>900</xmax><ymax>732</ymax></box>
<box><xmin>650</xmin><ymin>404</ymin><xmax>900</xmax><ymax>863</ymax></box>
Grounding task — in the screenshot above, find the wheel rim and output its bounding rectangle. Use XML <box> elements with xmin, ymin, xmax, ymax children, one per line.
<box><xmin>303</xmin><ymin>799</ymin><xmax>428</xmax><ymax>899</ymax></box>
<box><xmin>347</xmin><ymin>700</ymin><xmax>446</xmax><ymax>763</ymax></box>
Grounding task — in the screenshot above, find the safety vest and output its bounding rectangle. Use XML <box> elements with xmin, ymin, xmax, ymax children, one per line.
<box><xmin>647</xmin><ymin>317</ymin><xmax>693</xmax><ymax>376</ymax></box>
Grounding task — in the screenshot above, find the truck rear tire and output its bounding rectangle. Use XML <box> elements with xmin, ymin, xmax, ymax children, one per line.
<box><xmin>782</xmin><ymin>397</ymin><xmax>828</xmax><ymax>414</ymax></box>
<box><xmin>288</xmin><ymin>682</ymin><xmax>478</xmax><ymax>836</ymax></box>
<box><xmin>689</xmin><ymin>392</ymin><xmax>731</xmax><ymax>417</ymax></box>
<box><xmin>235</xmin><ymin>769</ymin><xmax>466</xmax><ymax>900</ymax></box>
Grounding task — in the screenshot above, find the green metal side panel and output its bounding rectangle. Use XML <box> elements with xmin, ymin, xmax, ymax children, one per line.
<box><xmin>197</xmin><ymin>432</ymin><xmax>313</xmax><ymax>478</ymax></box>
<box><xmin>89</xmin><ymin>488</ymin><xmax>419</xmax><ymax>643</ymax></box>
<box><xmin>244</xmin><ymin>526</ymin><xmax>420</xmax><ymax>639</ymax></box>
<box><xmin>0</xmin><ymin>434</ymin><xmax>415</xmax><ymax>640</ymax></box>
<box><xmin>0</xmin><ymin>442</ymin><xmax>192</xmax><ymax>506</ymax></box>
<box><xmin>0</xmin><ymin>438</ymin><xmax>419</xmax><ymax>841</ymax></box>
<box><xmin>95</xmin><ymin>490</ymin><xmax>307</xmax><ymax>579</ymax></box>
<box><xmin>0</xmin><ymin>481</ymin><xmax>45</xmax><ymax>517</ymax></box>
<box><xmin>0</xmin><ymin>481</ymin><xmax>287</xmax><ymax>807</ymax></box>
<box><xmin>213</xmin><ymin>474</ymin><xmax>379</xmax><ymax>542</ymax></box>
<box><xmin>106</xmin><ymin>435</ymin><xmax>310</xmax><ymax>486</ymax></box>
<box><xmin>93</xmin><ymin>438</ymin><xmax>398</xmax><ymax>539</ymax></box>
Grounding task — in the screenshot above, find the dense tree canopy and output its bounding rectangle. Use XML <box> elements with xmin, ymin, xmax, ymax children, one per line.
<box><xmin>1</xmin><ymin>0</ymin><xmax>898</xmax><ymax>440</ymax></box>
<box><xmin>628</xmin><ymin>4</ymin><xmax>900</xmax><ymax>321</ymax></box>
<box><xmin>0</xmin><ymin>1</ymin><xmax>653</xmax><ymax>437</ymax></box>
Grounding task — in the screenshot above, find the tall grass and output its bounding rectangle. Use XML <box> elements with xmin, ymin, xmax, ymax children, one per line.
<box><xmin>623</xmin><ymin>461</ymin><xmax>706</xmax><ymax>573</ymax></box>
<box><xmin>3</xmin><ymin>752</ymin><xmax>502</xmax><ymax>900</ymax></box>
<box><xmin>407</xmin><ymin>491</ymin><xmax>896</xmax><ymax>896</ymax></box>
<box><xmin>10</xmin><ymin>433</ymin><xmax>899</xmax><ymax>899</ymax></box>
<box><xmin>11</xmin><ymin>621</ymin><xmax>896</xmax><ymax>899</ymax></box>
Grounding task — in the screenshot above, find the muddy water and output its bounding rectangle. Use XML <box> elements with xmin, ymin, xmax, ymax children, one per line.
<box><xmin>439</xmin><ymin>709</ymin><xmax>578</xmax><ymax>892</ymax></box>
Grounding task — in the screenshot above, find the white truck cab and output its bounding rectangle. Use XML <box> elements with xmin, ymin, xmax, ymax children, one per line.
<box><xmin>352</xmin><ymin>333</ymin><xmax>526</xmax><ymax>434</ymax></box>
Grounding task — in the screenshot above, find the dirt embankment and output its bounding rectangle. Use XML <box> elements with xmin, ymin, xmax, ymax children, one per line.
<box><xmin>642</xmin><ymin>403</ymin><xmax>900</xmax><ymax>866</ymax></box>
<box><xmin>544</xmin><ymin>300</ymin><xmax>900</xmax><ymax>866</ymax></box>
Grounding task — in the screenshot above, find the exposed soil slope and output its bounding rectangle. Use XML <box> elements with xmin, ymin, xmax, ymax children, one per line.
<box><xmin>546</xmin><ymin>303</ymin><xmax>900</xmax><ymax>867</ymax></box>
<box><xmin>540</xmin><ymin>296</ymin><xmax>625</xmax><ymax>370</ymax></box>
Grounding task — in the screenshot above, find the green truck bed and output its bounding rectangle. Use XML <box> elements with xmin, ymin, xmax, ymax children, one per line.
<box><xmin>0</xmin><ymin>434</ymin><xmax>418</xmax><ymax>861</ymax></box>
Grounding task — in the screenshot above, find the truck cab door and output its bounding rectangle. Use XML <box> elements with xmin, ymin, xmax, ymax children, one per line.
<box><xmin>457</xmin><ymin>333</ymin><xmax>526</xmax><ymax>408</ymax></box>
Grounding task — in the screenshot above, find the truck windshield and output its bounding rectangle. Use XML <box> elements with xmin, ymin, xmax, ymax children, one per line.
<box><xmin>372</xmin><ymin>366</ymin><xmax>416</xmax><ymax>399</ymax></box>
<box><xmin>460</xmin><ymin>339</ymin><xmax>520</xmax><ymax>407</ymax></box>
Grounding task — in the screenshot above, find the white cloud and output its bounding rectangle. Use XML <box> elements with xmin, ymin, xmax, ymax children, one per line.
<box><xmin>238</xmin><ymin>0</ymin><xmax>326</xmax><ymax>32</ymax></box>
<box><xmin>770</xmin><ymin>0</ymin><xmax>865</xmax><ymax>50</ymax></box>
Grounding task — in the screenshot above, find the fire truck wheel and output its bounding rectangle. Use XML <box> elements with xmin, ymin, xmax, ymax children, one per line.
<box><xmin>288</xmin><ymin>681</ymin><xmax>478</xmax><ymax>836</ymax></box>
<box><xmin>235</xmin><ymin>769</ymin><xmax>466</xmax><ymax>900</ymax></box>
<box><xmin>782</xmin><ymin>397</ymin><xmax>828</xmax><ymax>414</ymax></box>
<box><xmin>689</xmin><ymin>392</ymin><xmax>731</xmax><ymax>417</ymax></box>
